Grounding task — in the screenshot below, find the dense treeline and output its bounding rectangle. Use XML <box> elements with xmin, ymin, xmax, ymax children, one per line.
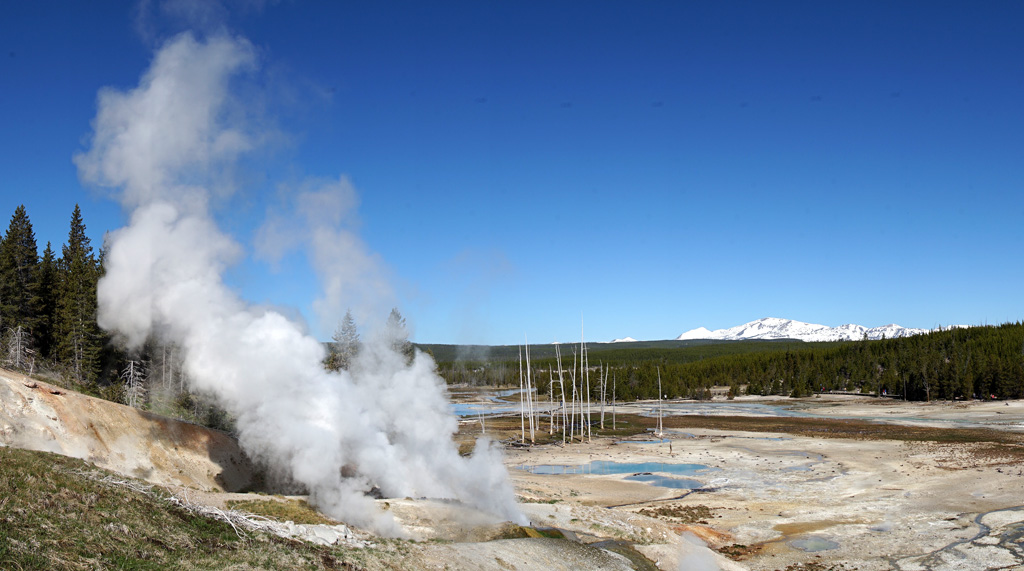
<box><xmin>430</xmin><ymin>339</ymin><xmax>809</xmax><ymax>388</ymax></box>
<box><xmin>434</xmin><ymin>324</ymin><xmax>1024</xmax><ymax>402</ymax></box>
<box><xmin>420</xmin><ymin>338</ymin><xmax>803</xmax><ymax>363</ymax></box>
<box><xmin>727</xmin><ymin>323</ymin><xmax>1024</xmax><ymax>400</ymax></box>
<box><xmin>0</xmin><ymin>204</ymin><xmax>228</xmax><ymax>427</ymax></box>
<box><xmin>0</xmin><ymin>204</ymin><xmax>105</xmax><ymax>384</ymax></box>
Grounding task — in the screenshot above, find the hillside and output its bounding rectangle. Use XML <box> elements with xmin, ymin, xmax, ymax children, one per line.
<box><xmin>0</xmin><ymin>374</ymin><xmax>727</xmax><ymax>570</ymax></box>
<box><xmin>0</xmin><ymin>368</ymin><xmax>253</xmax><ymax>492</ymax></box>
<box><xmin>0</xmin><ymin>447</ymin><xmax>370</xmax><ymax>570</ymax></box>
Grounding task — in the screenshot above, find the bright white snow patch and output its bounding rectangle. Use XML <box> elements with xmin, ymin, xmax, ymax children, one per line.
<box><xmin>677</xmin><ymin>317</ymin><xmax>933</xmax><ymax>342</ymax></box>
<box><xmin>676</xmin><ymin>327</ymin><xmax>714</xmax><ymax>340</ymax></box>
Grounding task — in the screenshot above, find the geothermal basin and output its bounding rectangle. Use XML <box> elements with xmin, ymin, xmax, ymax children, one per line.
<box><xmin>498</xmin><ymin>395</ymin><xmax>1024</xmax><ymax>570</ymax></box>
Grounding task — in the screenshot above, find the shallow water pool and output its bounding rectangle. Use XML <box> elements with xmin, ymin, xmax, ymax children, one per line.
<box><xmin>519</xmin><ymin>460</ymin><xmax>715</xmax><ymax>477</ymax></box>
<box><xmin>789</xmin><ymin>536</ymin><xmax>840</xmax><ymax>552</ymax></box>
<box><xmin>623</xmin><ymin>473</ymin><xmax>704</xmax><ymax>489</ymax></box>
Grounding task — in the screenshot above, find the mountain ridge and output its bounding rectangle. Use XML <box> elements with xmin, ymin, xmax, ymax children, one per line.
<box><xmin>675</xmin><ymin>317</ymin><xmax>941</xmax><ymax>342</ymax></box>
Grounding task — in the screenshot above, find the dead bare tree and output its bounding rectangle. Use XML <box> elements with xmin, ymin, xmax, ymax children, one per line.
<box><xmin>548</xmin><ymin>367</ymin><xmax>555</xmax><ymax>435</ymax></box>
<box><xmin>122</xmin><ymin>359</ymin><xmax>147</xmax><ymax>409</ymax></box>
<box><xmin>582</xmin><ymin>324</ymin><xmax>591</xmax><ymax>443</ymax></box>
<box><xmin>569</xmin><ymin>348</ymin><xmax>578</xmax><ymax>443</ymax></box>
<box><xmin>5</xmin><ymin>325</ymin><xmax>33</xmax><ymax>373</ymax></box>
<box><xmin>556</xmin><ymin>344</ymin><xmax>568</xmax><ymax>444</ymax></box>
<box><xmin>525</xmin><ymin>337</ymin><xmax>535</xmax><ymax>443</ymax></box>
<box><xmin>656</xmin><ymin>366</ymin><xmax>664</xmax><ymax>437</ymax></box>
<box><xmin>518</xmin><ymin>345</ymin><xmax>525</xmax><ymax>443</ymax></box>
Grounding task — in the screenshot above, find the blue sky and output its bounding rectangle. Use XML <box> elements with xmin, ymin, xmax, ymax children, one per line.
<box><xmin>2</xmin><ymin>1</ymin><xmax>1023</xmax><ymax>345</ymax></box>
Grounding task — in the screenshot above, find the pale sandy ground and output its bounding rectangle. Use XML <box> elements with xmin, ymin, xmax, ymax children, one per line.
<box><xmin>501</xmin><ymin>396</ymin><xmax>1024</xmax><ymax>570</ymax></box>
<box><xmin>778</xmin><ymin>394</ymin><xmax>1024</xmax><ymax>431</ymax></box>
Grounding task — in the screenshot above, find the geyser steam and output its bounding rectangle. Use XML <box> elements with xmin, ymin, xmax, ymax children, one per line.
<box><xmin>74</xmin><ymin>31</ymin><xmax>523</xmax><ymax>534</ymax></box>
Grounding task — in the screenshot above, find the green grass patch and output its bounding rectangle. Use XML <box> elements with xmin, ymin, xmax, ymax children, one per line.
<box><xmin>226</xmin><ymin>498</ymin><xmax>339</xmax><ymax>526</ymax></box>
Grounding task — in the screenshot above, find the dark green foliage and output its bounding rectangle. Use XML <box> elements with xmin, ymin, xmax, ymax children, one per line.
<box><xmin>326</xmin><ymin>308</ymin><xmax>360</xmax><ymax>371</ymax></box>
<box><xmin>0</xmin><ymin>205</ymin><xmax>40</xmax><ymax>342</ymax></box>
<box><xmin>33</xmin><ymin>242</ymin><xmax>58</xmax><ymax>359</ymax></box>
<box><xmin>431</xmin><ymin>324</ymin><xmax>1024</xmax><ymax>402</ymax></box>
<box><xmin>420</xmin><ymin>338</ymin><xmax>800</xmax><ymax>363</ymax></box>
<box><xmin>54</xmin><ymin>205</ymin><xmax>103</xmax><ymax>383</ymax></box>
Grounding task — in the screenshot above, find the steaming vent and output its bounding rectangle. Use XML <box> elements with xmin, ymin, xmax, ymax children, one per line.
<box><xmin>72</xmin><ymin>31</ymin><xmax>524</xmax><ymax>536</ymax></box>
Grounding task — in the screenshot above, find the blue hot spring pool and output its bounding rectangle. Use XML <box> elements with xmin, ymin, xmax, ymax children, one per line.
<box><xmin>518</xmin><ymin>460</ymin><xmax>717</xmax><ymax>490</ymax></box>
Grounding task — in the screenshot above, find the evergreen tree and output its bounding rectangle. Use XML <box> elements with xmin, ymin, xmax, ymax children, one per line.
<box><xmin>33</xmin><ymin>242</ymin><xmax>58</xmax><ymax>361</ymax></box>
<box><xmin>385</xmin><ymin>307</ymin><xmax>413</xmax><ymax>361</ymax></box>
<box><xmin>55</xmin><ymin>205</ymin><xmax>102</xmax><ymax>383</ymax></box>
<box><xmin>0</xmin><ymin>205</ymin><xmax>40</xmax><ymax>340</ymax></box>
<box><xmin>327</xmin><ymin>309</ymin><xmax>360</xmax><ymax>371</ymax></box>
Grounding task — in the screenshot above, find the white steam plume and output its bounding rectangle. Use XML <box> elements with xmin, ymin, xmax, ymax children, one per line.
<box><xmin>75</xmin><ymin>31</ymin><xmax>523</xmax><ymax>535</ymax></box>
<box><xmin>254</xmin><ymin>176</ymin><xmax>393</xmax><ymax>333</ymax></box>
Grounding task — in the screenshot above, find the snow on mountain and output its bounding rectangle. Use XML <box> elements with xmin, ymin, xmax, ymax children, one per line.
<box><xmin>610</xmin><ymin>337</ymin><xmax>637</xmax><ymax>343</ymax></box>
<box><xmin>677</xmin><ymin>317</ymin><xmax>932</xmax><ymax>342</ymax></box>
<box><xmin>676</xmin><ymin>327</ymin><xmax>714</xmax><ymax>340</ymax></box>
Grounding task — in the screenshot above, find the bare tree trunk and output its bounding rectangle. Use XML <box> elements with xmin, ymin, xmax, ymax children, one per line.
<box><xmin>582</xmin><ymin>323</ymin><xmax>591</xmax><ymax>443</ymax></box>
<box><xmin>162</xmin><ymin>344</ymin><xmax>168</xmax><ymax>393</ymax></box>
<box><xmin>657</xmin><ymin>367</ymin><xmax>664</xmax><ymax>436</ymax></box>
<box><xmin>526</xmin><ymin>338</ymin><xmax>535</xmax><ymax>444</ymax></box>
<box><xmin>570</xmin><ymin>349</ymin><xmax>578</xmax><ymax>443</ymax></box>
<box><xmin>519</xmin><ymin>345</ymin><xmax>525</xmax><ymax>443</ymax></box>
<box><xmin>549</xmin><ymin>368</ymin><xmax>554</xmax><ymax>435</ymax></box>
<box><xmin>556</xmin><ymin>345</ymin><xmax>567</xmax><ymax>444</ymax></box>
<box><xmin>612</xmin><ymin>371</ymin><xmax>616</xmax><ymax>430</ymax></box>
<box><xmin>122</xmin><ymin>359</ymin><xmax>147</xmax><ymax>409</ymax></box>
<box><xmin>585</xmin><ymin>352</ymin><xmax>591</xmax><ymax>442</ymax></box>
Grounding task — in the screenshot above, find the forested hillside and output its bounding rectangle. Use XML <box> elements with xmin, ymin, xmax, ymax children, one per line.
<box><xmin>0</xmin><ymin>204</ymin><xmax>229</xmax><ymax>428</ymax></box>
<box><xmin>0</xmin><ymin>204</ymin><xmax>105</xmax><ymax>385</ymax></box>
<box><xmin>432</xmin><ymin>323</ymin><xmax>1024</xmax><ymax>402</ymax></box>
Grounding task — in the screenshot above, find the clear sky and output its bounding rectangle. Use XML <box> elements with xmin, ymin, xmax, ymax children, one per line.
<box><xmin>2</xmin><ymin>1</ymin><xmax>1023</xmax><ymax>345</ymax></box>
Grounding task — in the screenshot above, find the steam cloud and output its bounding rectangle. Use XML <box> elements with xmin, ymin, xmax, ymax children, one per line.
<box><xmin>75</xmin><ymin>31</ymin><xmax>523</xmax><ymax>535</ymax></box>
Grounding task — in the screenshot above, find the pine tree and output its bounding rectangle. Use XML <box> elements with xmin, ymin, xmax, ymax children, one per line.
<box><xmin>327</xmin><ymin>309</ymin><xmax>360</xmax><ymax>371</ymax></box>
<box><xmin>0</xmin><ymin>205</ymin><xmax>40</xmax><ymax>341</ymax></box>
<box><xmin>55</xmin><ymin>205</ymin><xmax>102</xmax><ymax>384</ymax></box>
<box><xmin>33</xmin><ymin>242</ymin><xmax>58</xmax><ymax>361</ymax></box>
<box><xmin>385</xmin><ymin>307</ymin><xmax>413</xmax><ymax>361</ymax></box>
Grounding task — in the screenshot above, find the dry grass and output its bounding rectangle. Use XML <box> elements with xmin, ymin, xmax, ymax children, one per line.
<box><xmin>637</xmin><ymin>504</ymin><xmax>716</xmax><ymax>525</ymax></box>
<box><xmin>0</xmin><ymin>447</ymin><xmax>374</xmax><ymax>570</ymax></box>
<box><xmin>226</xmin><ymin>498</ymin><xmax>340</xmax><ymax>526</ymax></box>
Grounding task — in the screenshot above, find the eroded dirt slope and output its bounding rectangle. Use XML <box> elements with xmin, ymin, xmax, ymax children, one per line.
<box><xmin>0</xmin><ymin>369</ymin><xmax>252</xmax><ymax>491</ymax></box>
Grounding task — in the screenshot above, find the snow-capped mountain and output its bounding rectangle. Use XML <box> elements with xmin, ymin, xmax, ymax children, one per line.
<box><xmin>677</xmin><ymin>317</ymin><xmax>932</xmax><ymax>342</ymax></box>
<box><xmin>610</xmin><ymin>337</ymin><xmax>637</xmax><ymax>343</ymax></box>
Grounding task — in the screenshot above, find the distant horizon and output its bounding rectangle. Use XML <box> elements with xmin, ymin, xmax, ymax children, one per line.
<box><xmin>409</xmin><ymin>316</ymin><xmax>1002</xmax><ymax>346</ymax></box>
